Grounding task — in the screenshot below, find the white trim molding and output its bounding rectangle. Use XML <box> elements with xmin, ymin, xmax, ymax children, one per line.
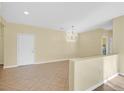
<box><xmin>86</xmin><ymin>81</ymin><xmax>103</xmax><ymax>91</ymax></box>
<box><xmin>85</xmin><ymin>73</ymin><xmax>119</xmax><ymax>91</ymax></box>
<box><xmin>118</xmin><ymin>73</ymin><xmax>124</xmax><ymax>76</ymax></box>
<box><xmin>4</xmin><ymin>65</ymin><xmax>18</xmax><ymax>69</ymax></box>
<box><xmin>35</xmin><ymin>59</ymin><xmax>68</xmax><ymax>65</ymax></box>
<box><xmin>104</xmin><ymin>73</ymin><xmax>119</xmax><ymax>83</ymax></box>
<box><xmin>4</xmin><ymin>58</ymin><xmax>69</xmax><ymax>69</ymax></box>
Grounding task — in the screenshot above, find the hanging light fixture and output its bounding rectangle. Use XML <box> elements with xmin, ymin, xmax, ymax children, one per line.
<box><xmin>66</xmin><ymin>26</ymin><xmax>78</xmax><ymax>42</ymax></box>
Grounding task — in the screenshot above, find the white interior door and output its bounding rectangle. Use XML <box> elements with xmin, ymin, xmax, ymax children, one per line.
<box><xmin>17</xmin><ymin>34</ymin><xmax>35</xmax><ymax>66</ymax></box>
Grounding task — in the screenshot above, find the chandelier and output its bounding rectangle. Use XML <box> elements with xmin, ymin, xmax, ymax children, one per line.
<box><xmin>66</xmin><ymin>26</ymin><xmax>78</xmax><ymax>42</ymax></box>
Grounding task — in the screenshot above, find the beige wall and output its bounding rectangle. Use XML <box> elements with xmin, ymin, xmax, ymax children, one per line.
<box><xmin>78</xmin><ymin>29</ymin><xmax>112</xmax><ymax>57</ymax></box>
<box><xmin>0</xmin><ymin>17</ymin><xmax>2</xmax><ymax>64</ymax></box>
<box><xmin>0</xmin><ymin>17</ymin><xmax>4</xmax><ymax>64</ymax></box>
<box><xmin>69</xmin><ymin>54</ymin><xmax>118</xmax><ymax>91</ymax></box>
<box><xmin>113</xmin><ymin>16</ymin><xmax>124</xmax><ymax>73</ymax></box>
<box><xmin>3</xmin><ymin>18</ymin><xmax>113</xmax><ymax>67</ymax></box>
<box><xmin>4</xmin><ymin>22</ymin><xmax>78</xmax><ymax>66</ymax></box>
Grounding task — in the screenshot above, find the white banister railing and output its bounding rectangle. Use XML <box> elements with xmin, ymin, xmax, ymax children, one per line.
<box><xmin>69</xmin><ymin>54</ymin><xmax>118</xmax><ymax>91</ymax></box>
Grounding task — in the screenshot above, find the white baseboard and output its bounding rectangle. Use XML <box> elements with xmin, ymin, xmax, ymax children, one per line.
<box><xmin>4</xmin><ymin>58</ymin><xmax>69</xmax><ymax>69</ymax></box>
<box><xmin>85</xmin><ymin>81</ymin><xmax>103</xmax><ymax>91</ymax></box>
<box><xmin>104</xmin><ymin>73</ymin><xmax>119</xmax><ymax>83</ymax></box>
<box><xmin>35</xmin><ymin>59</ymin><xmax>68</xmax><ymax>65</ymax></box>
<box><xmin>4</xmin><ymin>65</ymin><xmax>18</xmax><ymax>69</ymax></box>
<box><xmin>118</xmin><ymin>73</ymin><xmax>124</xmax><ymax>76</ymax></box>
<box><xmin>85</xmin><ymin>73</ymin><xmax>119</xmax><ymax>91</ymax></box>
